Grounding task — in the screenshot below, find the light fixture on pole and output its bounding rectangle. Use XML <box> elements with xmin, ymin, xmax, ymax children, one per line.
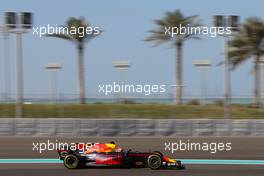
<box><xmin>45</xmin><ymin>63</ymin><xmax>62</xmax><ymax>103</ymax></box>
<box><xmin>193</xmin><ymin>60</ymin><xmax>211</xmax><ymax>104</ymax></box>
<box><xmin>213</xmin><ymin>15</ymin><xmax>239</xmax><ymax>119</ymax></box>
<box><xmin>112</xmin><ymin>61</ymin><xmax>130</xmax><ymax>102</ymax></box>
<box><xmin>4</xmin><ymin>12</ymin><xmax>33</xmax><ymax>118</ymax></box>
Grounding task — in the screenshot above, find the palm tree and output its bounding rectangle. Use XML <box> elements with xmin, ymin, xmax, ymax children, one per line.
<box><xmin>145</xmin><ymin>10</ymin><xmax>200</xmax><ymax>104</ymax></box>
<box><xmin>229</xmin><ymin>17</ymin><xmax>264</xmax><ymax>106</ymax></box>
<box><xmin>46</xmin><ymin>17</ymin><xmax>101</xmax><ymax>104</ymax></box>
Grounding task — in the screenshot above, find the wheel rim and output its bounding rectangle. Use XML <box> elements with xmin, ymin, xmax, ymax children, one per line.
<box><xmin>65</xmin><ymin>156</ymin><xmax>78</xmax><ymax>168</ymax></box>
<box><xmin>148</xmin><ymin>156</ymin><xmax>161</xmax><ymax>169</ymax></box>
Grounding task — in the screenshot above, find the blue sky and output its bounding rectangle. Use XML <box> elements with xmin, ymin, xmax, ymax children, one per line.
<box><xmin>0</xmin><ymin>0</ymin><xmax>263</xmax><ymax>99</ymax></box>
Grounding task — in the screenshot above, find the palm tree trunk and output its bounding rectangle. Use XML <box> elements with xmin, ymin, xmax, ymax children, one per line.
<box><xmin>77</xmin><ymin>44</ymin><xmax>86</xmax><ymax>104</ymax></box>
<box><xmin>254</xmin><ymin>54</ymin><xmax>261</xmax><ymax>106</ymax></box>
<box><xmin>175</xmin><ymin>41</ymin><xmax>183</xmax><ymax>105</ymax></box>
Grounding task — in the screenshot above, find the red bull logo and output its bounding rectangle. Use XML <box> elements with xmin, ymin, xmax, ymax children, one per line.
<box><xmin>95</xmin><ymin>154</ymin><xmax>122</xmax><ymax>165</ymax></box>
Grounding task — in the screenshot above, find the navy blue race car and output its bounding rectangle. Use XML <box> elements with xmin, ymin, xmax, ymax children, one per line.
<box><xmin>57</xmin><ymin>142</ymin><xmax>185</xmax><ymax>170</ymax></box>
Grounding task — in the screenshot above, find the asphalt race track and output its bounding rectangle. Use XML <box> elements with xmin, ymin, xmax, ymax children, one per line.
<box><xmin>0</xmin><ymin>137</ymin><xmax>263</xmax><ymax>176</ymax></box>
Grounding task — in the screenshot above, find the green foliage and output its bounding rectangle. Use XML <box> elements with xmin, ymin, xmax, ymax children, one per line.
<box><xmin>145</xmin><ymin>10</ymin><xmax>201</xmax><ymax>46</ymax></box>
<box><xmin>187</xmin><ymin>99</ymin><xmax>200</xmax><ymax>105</ymax></box>
<box><xmin>229</xmin><ymin>17</ymin><xmax>264</xmax><ymax>68</ymax></box>
<box><xmin>0</xmin><ymin>104</ymin><xmax>264</xmax><ymax>119</ymax></box>
<box><xmin>46</xmin><ymin>17</ymin><xmax>101</xmax><ymax>45</ymax></box>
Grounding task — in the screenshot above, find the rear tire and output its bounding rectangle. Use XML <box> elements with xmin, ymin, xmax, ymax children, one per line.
<box><xmin>63</xmin><ymin>154</ymin><xmax>80</xmax><ymax>169</ymax></box>
<box><xmin>147</xmin><ymin>154</ymin><xmax>162</xmax><ymax>170</ymax></box>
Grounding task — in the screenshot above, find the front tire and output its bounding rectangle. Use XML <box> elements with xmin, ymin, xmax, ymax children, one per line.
<box><xmin>63</xmin><ymin>154</ymin><xmax>80</xmax><ymax>169</ymax></box>
<box><xmin>147</xmin><ymin>154</ymin><xmax>162</xmax><ymax>170</ymax></box>
<box><xmin>176</xmin><ymin>160</ymin><xmax>185</xmax><ymax>169</ymax></box>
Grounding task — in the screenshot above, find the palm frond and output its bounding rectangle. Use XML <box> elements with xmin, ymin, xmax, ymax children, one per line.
<box><xmin>228</xmin><ymin>17</ymin><xmax>264</xmax><ymax>68</ymax></box>
<box><xmin>45</xmin><ymin>33</ymin><xmax>72</xmax><ymax>41</ymax></box>
<box><xmin>145</xmin><ymin>9</ymin><xmax>201</xmax><ymax>47</ymax></box>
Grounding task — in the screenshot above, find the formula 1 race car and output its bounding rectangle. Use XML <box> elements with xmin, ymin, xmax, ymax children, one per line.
<box><xmin>57</xmin><ymin>142</ymin><xmax>185</xmax><ymax>170</ymax></box>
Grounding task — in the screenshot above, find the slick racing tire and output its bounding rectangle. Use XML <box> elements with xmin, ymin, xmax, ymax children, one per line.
<box><xmin>147</xmin><ymin>154</ymin><xmax>162</xmax><ymax>170</ymax></box>
<box><xmin>63</xmin><ymin>154</ymin><xmax>80</xmax><ymax>169</ymax></box>
<box><xmin>176</xmin><ymin>160</ymin><xmax>186</xmax><ymax>170</ymax></box>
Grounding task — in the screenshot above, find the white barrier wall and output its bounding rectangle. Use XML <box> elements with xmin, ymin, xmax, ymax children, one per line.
<box><xmin>0</xmin><ymin>119</ymin><xmax>264</xmax><ymax>137</ymax></box>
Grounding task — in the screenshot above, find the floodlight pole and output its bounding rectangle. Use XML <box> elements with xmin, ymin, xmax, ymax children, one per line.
<box><xmin>4</xmin><ymin>12</ymin><xmax>33</xmax><ymax>118</ymax></box>
<box><xmin>50</xmin><ymin>70</ymin><xmax>57</xmax><ymax>103</ymax></box>
<box><xmin>200</xmin><ymin>67</ymin><xmax>206</xmax><ymax>104</ymax></box>
<box><xmin>0</xmin><ymin>26</ymin><xmax>11</xmax><ymax>101</ymax></box>
<box><xmin>259</xmin><ymin>59</ymin><xmax>264</xmax><ymax>105</ymax></box>
<box><xmin>4</xmin><ymin>31</ymin><xmax>11</xmax><ymax>101</ymax></box>
<box><xmin>193</xmin><ymin>60</ymin><xmax>211</xmax><ymax>104</ymax></box>
<box><xmin>45</xmin><ymin>63</ymin><xmax>62</xmax><ymax>103</ymax></box>
<box><xmin>213</xmin><ymin>15</ymin><xmax>239</xmax><ymax>119</ymax></box>
<box><xmin>16</xmin><ymin>31</ymin><xmax>23</xmax><ymax>118</ymax></box>
<box><xmin>113</xmin><ymin>61</ymin><xmax>130</xmax><ymax>102</ymax></box>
